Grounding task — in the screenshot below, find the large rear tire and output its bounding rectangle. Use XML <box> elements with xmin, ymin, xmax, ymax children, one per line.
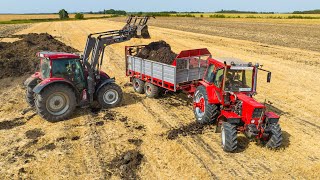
<box><xmin>26</xmin><ymin>86</ymin><xmax>35</xmax><ymax>107</ymax></box>
<box><xmin>144</xmin><ymin>82</ymin><xmax>159</xmax><ymax>98</ymax></box>
<box><xmin>35</xmin><ymin>84</ymin><xmax>76</xmax><ymax>122</ymax></box>
<box><xmin>98</xmin><ymin>83</ymin><xmax>123</xmax><ymax>108</ymax></box>
<box><xmin>266</xmin><ymin>124</ymin><xmax>282</xmax><ymax>148</ymax></box>
<box><xmin>193</xmin><ymin>86</ymin><xmax>219</xmax><ymax>124</ymax></box>
<box><xmin>221</xmin><ymin>122</ymin><xmax>238</xmax><ymax>152</ymax></box>
<box><xmin>132</xmin><ymin>78</ymin><xmax>145</xmax><ymax>94</ymax></box>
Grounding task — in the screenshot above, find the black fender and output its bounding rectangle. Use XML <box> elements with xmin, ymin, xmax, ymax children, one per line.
<box><xmin>33</xmin><ymin>79</ymin><xmax>79</xmax><ymax>96</ymax></box>
<box><xmin>95</xmin><ymin>78</ymin><xmax>116</xmax><ymax>96</ymax></box>
<box><xmin>24</xmin><ymin>76</ymin><xmax>40</xmax><ymax>88</ymax></box>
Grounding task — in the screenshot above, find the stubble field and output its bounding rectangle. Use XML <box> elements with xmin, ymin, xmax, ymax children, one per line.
<box><xmin>0</xmin><ymin>17</ymin><xmax>319</xmax><ymax>179</ymax></box>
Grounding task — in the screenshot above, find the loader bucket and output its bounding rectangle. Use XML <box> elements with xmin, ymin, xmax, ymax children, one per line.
<box><xmin>123</xmin><ymin>16</ymin><xmax>153</xmax><ymax>39</ymax></box>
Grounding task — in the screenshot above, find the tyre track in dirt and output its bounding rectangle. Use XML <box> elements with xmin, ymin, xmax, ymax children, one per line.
<box><xmin>139</xmin><ymin>100</ymin><xmax>219</xmax><ymax>179</ymax></box>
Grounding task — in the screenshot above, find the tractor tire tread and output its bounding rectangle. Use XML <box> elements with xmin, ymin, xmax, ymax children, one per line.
<box><xmin>194</xmin><ymin>86</ymin><xmax>219</xmax><ymax>124</ymax></box>
<box><xmin>132</xmin><ymin>78</ymin><xmax>145</xmax><ymax>94</ymax></box>
<box><xmin>97</xmin><ymin>83</ymin><xmax>123</xmax><ymax>108</ymax></box>
<box><xmin>266</xmin><ymin>124</ymin><xmax>282</xmax><ymax>148</ymax></box>
<box><xmin>222</xmin><ymin>122</ymin><xmax>238</xmax><ymax>152</ymax></box>
<box><xmin>35</xmin><ymin>84</ymin><xmax>76</xmax><ymax>122</ymax></box>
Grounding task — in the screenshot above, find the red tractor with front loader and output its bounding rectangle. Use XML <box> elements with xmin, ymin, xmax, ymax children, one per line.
<box><xmin>24</xmin><ymin>16</ymin><xmax>153</xmax><ymax>121</ymax></box>
<box><xmin>126</xmin><ymin>46</ymin><xmax>282</xmax><ymax>152</ymax></box>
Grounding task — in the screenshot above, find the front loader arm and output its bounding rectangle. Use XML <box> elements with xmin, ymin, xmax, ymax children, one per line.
<box><xmin>82</xmin><ymin>16</ymin><xmax>152</xmax><ymax>103</ymax></box>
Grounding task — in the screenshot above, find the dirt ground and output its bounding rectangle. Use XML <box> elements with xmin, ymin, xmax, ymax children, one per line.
<box><xmin>111</xmin><ymin>17</ymin><xmax>320</xmax><ymax>52</ymax></box>
<box><xmin>0</xmin><ymin>19</ymin><xmax>319</xmax><ymax>179</ymax></box>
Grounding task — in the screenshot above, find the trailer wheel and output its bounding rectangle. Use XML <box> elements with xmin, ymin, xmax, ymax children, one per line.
<box><xmin>98</xmin><ymin>83</ymin><xmax>123</xmax><ymax>108</ymax></box>
<box><xmin>133</xmin><ymin>78</ymin><xmax>145</xmax><ymax>94</ymax></box>
<box><xmin>266</xmin><ymin>124</ymin><xmax>282</xmax><ymax>149</ymax></box>
<box><xmin>144</xmin><ymin>82</ymin><xmax>159</xmax><ymax>98</ymax></box>
<box><xmin>221</xmin><ymin>122</ymin><xmax>238</xmax><ymax>152</ymax></box>
<box><xmin>26</xmin><ymin>86</ymin><xmax>35</xmax><ymax>107</ymax></box>
<box><xmin>35</xmin><ymin>84</ymin><xmax>76</xmax><ymax>122</ymax></box>
<box><xmin>193</xmin><ymin>86</ymin><xmax>219</xmax><ymax>124</ymax></box>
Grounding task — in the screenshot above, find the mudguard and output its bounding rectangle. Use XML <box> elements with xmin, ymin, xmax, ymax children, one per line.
<box><xmin>95</xmin><ymin>78</ymin><xmax>116</xmax><ymax>95</ymax></box>
<box><xmin>33</xmin><ymin>78</ymin><xmax>78</xmax><ymax>94</ymax></box>
<box><xmin>24</xmin><ymin>76</ymin><xmax>40</xmax><ymax>87</ymax></box>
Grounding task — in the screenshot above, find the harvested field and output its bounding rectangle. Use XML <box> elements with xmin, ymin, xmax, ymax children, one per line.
<box><xmin>110</xmin><ymin>17</ymin><xmax>320</xmax><ymax>52</ymax></box>
<box><xmin>0</xmin><ymin>14</ymin><xmax>109</xmax><ymax>22</ymax></box>
<box><xmin>0</xmin><ymin>33</ymin><xmax>78</xmax><ymax>79</ymax></box>
<box><xmin>0</xmin><ymin>24</ymin><xmax>31</xmax><ymax>37</ymax></box>
<box><xmin>0</xmin><ymin>19</ymin><xmax>319</xmax><ymax>179</ymax></box>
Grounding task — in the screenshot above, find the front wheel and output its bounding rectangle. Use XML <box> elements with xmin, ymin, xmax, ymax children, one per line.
<box><xmin>35</xmin><ymin>84</ymin><xmax>76</xmax><ymax>121</ymax></box>
<box><xmin>266</xmin><ymin>124</ymin><xmax>282</xmax><ymax>148</ymax></box>
<box><xmin>97</xmin><ymin>83</ymin><xmax>123</xmax><ymax>108</ymax></box>
<box><xmin>221</xmin><ymin>122</ymin><xmax>238</xmax><ymax>152</ymax></box>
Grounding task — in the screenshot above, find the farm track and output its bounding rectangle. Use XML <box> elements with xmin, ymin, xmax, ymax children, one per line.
<box><xmin>0</xmin><ymin>19</ymin><xmax>319</xmax><ymax>179</ymax></box>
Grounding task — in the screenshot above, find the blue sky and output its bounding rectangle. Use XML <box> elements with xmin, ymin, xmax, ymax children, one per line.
<box><xmin>0</xmin><ymin>0</ymin><xmax>319</xmax><ymax>14</ymax></box>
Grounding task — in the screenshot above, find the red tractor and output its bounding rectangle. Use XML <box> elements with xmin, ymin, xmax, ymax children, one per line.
<box><xmin>126</xmin><ymin>47</ymin><xmax>282</xmax><ymax>152</ymax></box>
<box><xmin>24</xmin><ymin>16</ymin><xmax>153</xmax><ymax>121</ymax></box>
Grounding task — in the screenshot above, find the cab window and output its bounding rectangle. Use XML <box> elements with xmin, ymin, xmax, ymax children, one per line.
<box><xmin>52</xmin><ymin>59</ymin><xmax>85</xmax><ymax>89</ymax></box>
<box><xmin>204</xmin><ymin>64</ymin><xmax>215</xmax><ymax>83</ymax></box>
<box><xmin>214</xmin><ymin>69</ymin><xmax>224</xmax><ymax>88</ymax></box>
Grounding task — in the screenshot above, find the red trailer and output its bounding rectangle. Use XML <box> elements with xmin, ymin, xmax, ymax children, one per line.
<box><xmin>125</xmin><ymin>45</ymin><xmax>282</xmax><ymax>152</ymax></box>
<box><xmin>125</xmin><ymin>45</ymin><xmax>211</xmax><ymax>97</ymax></box>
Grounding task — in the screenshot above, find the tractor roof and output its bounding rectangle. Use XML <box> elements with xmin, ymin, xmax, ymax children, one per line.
<box><xmin>37</xmin><ymin>51</ymin><xmax>80</xmax><ymax>60</ymax></box>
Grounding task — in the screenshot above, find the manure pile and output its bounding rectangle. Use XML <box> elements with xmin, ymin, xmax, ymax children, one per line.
<box><xmin>136</xmin><ymin>40</ymin><xmax>177</xmax><ymax>65</ymax></box>
<box><xmin>0</xmin><ymin>33</ymin><xmax>78</xmax><ymax>79</ymax></box>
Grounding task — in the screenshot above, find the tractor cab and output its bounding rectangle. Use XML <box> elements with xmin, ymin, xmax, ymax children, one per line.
<box><xmin>37</xmin><ymin>52</ymin><xmax>86</xmax><ymax>90</ymax></box>
<box><xmin>204</xmin><ymin>58</ymin><xmax>271</xmax><ymax>97</ymax></box>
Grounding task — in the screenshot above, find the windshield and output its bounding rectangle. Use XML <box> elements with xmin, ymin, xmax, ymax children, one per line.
<box><xmin>224</xmin><ymin>68</ymin><xmax>253</xmax><ymax>92</ymax></box>
<box><xmin>41</xmin><ymin>58</ymin><xmax>50</xmax><ymax>79</ymax></box>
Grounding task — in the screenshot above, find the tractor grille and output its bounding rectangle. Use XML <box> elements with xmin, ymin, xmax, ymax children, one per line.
<box><xmin>252</xmin><ymin>108</ymin><xmax>263</xmax><ymax>118</ymax></box>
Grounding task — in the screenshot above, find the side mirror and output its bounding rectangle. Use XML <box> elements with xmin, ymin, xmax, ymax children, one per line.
<box><xmin>267</xmin><ymin>72</ymin><xmax>271</xmax><ymax>83</ymax></box>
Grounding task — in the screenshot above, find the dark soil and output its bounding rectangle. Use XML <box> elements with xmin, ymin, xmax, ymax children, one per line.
<box><xmin>128</xmin><ymin>139</ymin><xmax>143</xmax><ymax>146</ymax></box>
<box><xmin>96</xmin><ymin>121</ymin><xmax>105</xmax><ymax>126</ymax></box>
<box><xmin>108</xmin><ymin>150</ymin><xmax>144</xmax><ymax>179</ymax></box>
<box><xmin>0</xmin><ymin>33</ymin><xmax>79</xmax><ymax>79</ymax></box>
<box><xmin>25</xmin><ymin>128</ymin><xmax>45</xmax><ymax>140</ymax></box>
<box><xmin>0</xmin><ymin>117</ymin><xmax>25</xmax><ymax>130</ymax></box>
<box><xmin>38</xmin><ymin>143</ymin><xmax>56</xmax><ymax>151</ymax></box>
<box><xmin>136</xmin><ymin>41</ymin><xmax>177</xmax><ymax>65</ymax></box>
<box><xmin>103</xmin><ymin>112</ymin><xmax>116</xmax><ymax>121</ymax></box>
<box><xmin>71</xmin><ymin>136</ymin><xmax>80</xmax><ymax>141</ymax></box>
<box><xmin>167</xmin><ymin>122</ymin><xmax>210</xmax><ymax>140</ymax></box>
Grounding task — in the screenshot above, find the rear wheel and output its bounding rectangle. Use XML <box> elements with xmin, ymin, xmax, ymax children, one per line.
<box><xmin>98</xmin><ymin>83</ymin><xmax>123</xmax><ymax>108</ymax></box>
<box><xmin>144</xmin><ymin>82</ymin><xmax>159</xmax><ymax>98</ymax></box>
<box><xmin>35</xmin><ymin>84</ymin><xmax>76</xmax><ymax>121</ymax></box>
<box><xmin>132</xmin><ymin>78</ymin><xmax>145</xmax><ymax>94</ymax></box>
<box><xmin>266</xmin><ymin>124</ymin><xmax>282</xmax><ymax>148</ymax></box>
<box><xmin>193</xmin><ymin>86</ymin><xmax>219</xmax><ymax>124</ymax></box>
<box><xmin>221</xmin><ymin>122</ymin><xmax>238</xmax><ymax>152</ymax></box>
<box><xmin>26</xmin><ymin>86</ymin><xmax>35</xmax><ymax>107</ymax></box>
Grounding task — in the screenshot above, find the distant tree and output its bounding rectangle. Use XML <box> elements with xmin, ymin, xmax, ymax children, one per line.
<box><xmin>104</xmin><ymin>9</ymin><xmax>127</xmax><ymax>15</ymax></box>
<box><xmin>75</xmin><ymin>13</ymin><xmax>84</xmax><ymax>19</ymax></box>
<box><xmin>59</xmin><ymin>9</ymin><xmax>69</xmax><ymax>19</ymax></box>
